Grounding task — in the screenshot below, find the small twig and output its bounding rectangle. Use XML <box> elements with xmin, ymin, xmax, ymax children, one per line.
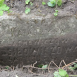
<box><xmin>63</xmin><ymin>60</ymin><xmax>67</xmax><ymax>66</ymax></box>
<box><xmin>28</xmin><ymin>68</ymin><xmax>34</xmax><ymax>74</ymax></box>
<box><xmin>13</xmin><ymin>66</ymin><xmax>14</xmax><ymax>71</ymax></box>
<box><xmin>62</xmin><ymin>61</ymin><xmax>77</xmax><ymax>69</ymax></box>
<box><xmin>48</xmin><ymin>61</ymin><xmax>59</xmax><ymax>72</ymax></box>
<box><xmin>23</xmin><ymin>65</ymin><xmax>55</xmax><ymax>70</ymax></box>
<box><xmin>59</xmin><ymin>60</ymin><xmax>67</xmax><ymax>68</ymax></box>
<box><xmin>23</xmin><ymin>60</ymin><xmax>77</xmax><ymax>74</ymax></box>
<box><xmin>59</xmin><ymin>60</ymin><xmax>63</xmax><ymax>68</ymax></box>
<box><xmin>33</xmin><ymin>61</ymin><xmax>37</xmax><ymax>67</ymax></box>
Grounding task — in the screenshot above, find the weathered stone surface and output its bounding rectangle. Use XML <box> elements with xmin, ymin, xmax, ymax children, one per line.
<box><xmin>0</xmin><ymin>35</ymin><xmax>77</xmax><ymax>66</ymax></box>
<box><xmin>0</xmin><ymin>12</ymin><xmax>77</xmax><ymax>66</ymax></box>
<box><xmin>0</xmin><ymin>14</ymin><xmax>77</xmax><ymax>45</ymax></box>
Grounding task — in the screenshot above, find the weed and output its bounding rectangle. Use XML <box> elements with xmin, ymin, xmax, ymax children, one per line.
<box><xmin>54</xmin><ymin>68</ymin><xmax>77</xmax><ymax>77</ymax></box>
<box><xmin>47</xmin><ymin>0</ymin><xmax>62</xmax><ymax>7</ymax></box>
<box><xmin>23</xmin><ymin>60</ymin><xmax>77</xmax><ymax>77</ymax></box>
<box><xmin>38</xmin><ymin>64</ymin><xmax>48</xmax><ymax>70</ymax></box>
<box><xmin>42</xmin><ymin>65</ymin><xmax>48</xmax><ymax>70</ymax></box>
<box><xmin>25</xmin><ymin>0</ymin><xmax>30</xmax><ymax>4</ymax></box>
<box><xmin>47</xmin><ymin>0</ymin><xmax>62</xmax><ymax>16</ymax></box>
<box><xmin>53</xmin><ymin>60</ymin><xmax>77</xmax><ymax>77</ymax></box>
<box><xmin>38</xmin><ymin>64</ymin><xmax>43</xmax><ymax>68</ymax></box>
<box><xmin>5</xmin><ymin>66</ymin><xmax>9</xmax><ymax>70</ymax></box>
<box><xmin>42</xmin><ymin>1</ymin><xmax>46</xmax><ymax>5</ymax></box>
<box><xmin>30</xmin><ymin>2</ymin><xmax>33</xmax><ymax>6</ymax></box>
<box><xmin>54</xmin><ymin>69</ymin><xmax>69</xmax><ymax>77</ymax></box>
<box><xmin>25</xmin><ymin>0</ymin><xmax>33</xmax><ymax>14</ymax></box>
<box><xmin>47</xmin><ymin>0</ymin><xmax>56</xmax><ymax>7</ymax></box>
<box><xmin>59</xmin><ymin>69</ymin><xmax>69</xmax><ymax>77</ymax></box>
<box><xmin>0</xmin><ymin>0</ymin><xmax>10</xmax><ymax>16</ymax></box>
<box><xmin>69</xmin><ymin>63</ymin><xmax>77</xmax><ymax>71</ymax></box>
<box><xmin>7</xmin><ymin>10</ymin><xmax>12</xmax><ymax>14</ymax></box>
<box><xmin>25</xmin><ymin>7</ymin><xmax>31</xmax><ymax>14</ymax></box>
<box><xmin>57</xmin><ymin>0</ymin><xmax>62</xmax><ymax>6</ymax></box>
<box><xmin>54</xmin><ymin>10</ymin><xmax>58</xmax><ymax>16</ymax></box>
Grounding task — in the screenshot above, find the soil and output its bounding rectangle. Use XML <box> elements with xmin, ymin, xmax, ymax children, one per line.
<box><xmin>0</xmin><ymin>65</ymin><xmax>77</xmax><ymax>77</ymax></box>
<box><xmin>0</xmin><ymin>69</ymin><xmax>53</xmax><ymax>77</ymax></box>
<box><xmin>5</xmin><ymin>0</ymin><xmax>77</xmax><ymax>16</ymax></box>
<box><xmin>0</xmin><ymin>65</ymin><xmax>56</xmax><ymax>77</ymax></box>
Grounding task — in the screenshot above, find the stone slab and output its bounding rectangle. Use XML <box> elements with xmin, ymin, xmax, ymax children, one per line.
<box><xmin>0</xmin><ymin>13</ymin><xmax>77</xmax><ymax>66</ymax></box>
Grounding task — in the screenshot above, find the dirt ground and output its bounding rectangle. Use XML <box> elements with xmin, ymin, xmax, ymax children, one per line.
<box><xmin>0</xmin><ymin>69</ymin><xmax>54</xmax><ymax>77</ymax></box>
<box><xmin>5</xmin><ymin>0</ymin><xmax>77</xmax><ymax>16</ymax></box>
<box><xmin>0</xmin><ymin>65</ymin><xmax>77</xmax><ymax>77</ymax></box>
<box><xmin>0</xmin><ymin>65</ymin><xmax>55</xmax><ymax>77</ymax></box>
